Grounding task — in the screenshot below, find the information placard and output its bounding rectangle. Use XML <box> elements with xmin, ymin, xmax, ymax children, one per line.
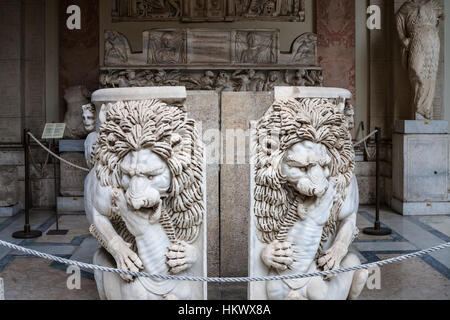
<box><xmin>42</xmin><ymin>123</ymin><xmax>66</xmax><ymax>140</ymax></box>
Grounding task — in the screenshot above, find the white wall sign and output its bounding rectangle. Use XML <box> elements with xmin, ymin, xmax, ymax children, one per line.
<box><xmin>42</xmin><ymin>123</ymin><xmax>66</xmax><ymax>140</ymax></box>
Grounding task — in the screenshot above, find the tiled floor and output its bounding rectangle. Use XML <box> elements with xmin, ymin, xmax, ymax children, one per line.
<box><xmin>0</xmin><ymin>212</ymin><xmax>99</xmax><ymax>300</ymax></box>
<box><xmin>0</xmin><ymin>207</ymin><xmax>448</xmax><ymax>300</ymax></box>
<box><xmin>356</xmin><ymin>206</ymin><xmax>449</xmax><ymax>300</ymax></box>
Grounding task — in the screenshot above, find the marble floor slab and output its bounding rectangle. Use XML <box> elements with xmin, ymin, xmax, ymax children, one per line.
<box><xmin>0</xmin><ymin>208</ymin><xmax>448</xmax><ymax>300</ymax></box>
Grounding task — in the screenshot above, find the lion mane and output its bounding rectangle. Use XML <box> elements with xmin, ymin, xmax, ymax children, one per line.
<box><xmin>253</xmin><ymin>98</ymin><xmax>355</xmax><ymax>256</ymax></box>
<box><xmin>91</xmin><ymin>99</ymin><xmax>204</xmax><ymax>249</ymax></box>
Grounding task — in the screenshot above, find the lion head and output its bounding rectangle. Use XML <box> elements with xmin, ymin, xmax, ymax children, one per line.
<box><xmin>94</xmin><ymin>99</ymin><xmax>204</xmax><ymax>245</ymax></box>
<box><xmin>253</xmin><ymin>98</ymin><xmax>354</xmax><ymax>254</ymax></box>
<box><xmin>280</xmin><ymin>140</ymin><xmax>332</xmax><ymax>198</ymax></box>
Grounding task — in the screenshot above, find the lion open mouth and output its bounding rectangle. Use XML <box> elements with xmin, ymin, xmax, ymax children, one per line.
<box><xmin>136</xmin><ymin>200</ymin><xmax>162</xmax><ymax>222</ymax></box>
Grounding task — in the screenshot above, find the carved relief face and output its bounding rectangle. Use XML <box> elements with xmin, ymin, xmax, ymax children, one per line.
<box><xmin>120</xmin><ymin>149</ymin><xmax>172</xmax><ymax>220</ymax></box>
<box><xmin>281</xmin><ymin>141</ymin><xmax>332</xmax><ymax>198</ymax></box>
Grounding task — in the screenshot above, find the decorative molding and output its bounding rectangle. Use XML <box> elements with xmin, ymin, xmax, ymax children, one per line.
<box><xmin>100</xmin><ymin>68</ymin><xmax>323</xmax><ymax>91</ymax></box>
<box><xmin>112</xmin><ymin>0</ymin><xmax>182</xmax><ymax>21</ymax></box>
<box><xmin>112</xmin><ymin>0</ymin><xmax>305</xmax><ymax>22</ymax></box>
<box><xmin>101</xmin><ymin>29</ymin><xmax>321</xmax><ymax>91</ymax></box>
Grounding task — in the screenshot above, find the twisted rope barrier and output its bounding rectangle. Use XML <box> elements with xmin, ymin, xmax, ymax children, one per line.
<box><xmin>353</xmin><ymin>130</ymin><xmax>378</xmax><ymax>148</ymax></box>
<box><xmin>27</xmin><ymin>132</ymin><xmax>90</xmax><ymax>172</ymax></box>
<box><xmin>0</xmin><ymin>240</ymin><xmax>448</xmax><ymax>283</ymax></box>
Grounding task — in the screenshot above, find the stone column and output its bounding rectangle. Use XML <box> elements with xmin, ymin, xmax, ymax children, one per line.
<box><xmin>0</xmin><ymin>0</ymin><xmax>51</xmax><ymax>211</ymax></box>
<box><xmin>0</xmin><ymin>0</ymin><xmax>23</xmax><ymax>143</ymax></box>
<box><xmin>24</xmin><ymin>0</ymin><xmax>46</xmax><ymax>136</ymax></box>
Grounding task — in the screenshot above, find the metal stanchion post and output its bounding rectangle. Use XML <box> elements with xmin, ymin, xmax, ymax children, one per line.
<box><xmin>363</xmin><ymin>127</ymin><xmax>392</xmax><ymax>236</ymax></box>
<box><xmin>47</xmin><ymin>138</ymin><xmax>68</xmax><ymax>236</ymax></box>
<box><xmin>12</xmin><ymin>129</ymin><xmax>42</xmax><ymax>239</ymax></box>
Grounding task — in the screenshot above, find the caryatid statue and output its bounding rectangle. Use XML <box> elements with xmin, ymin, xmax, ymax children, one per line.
<box><xmin>396</xmin><ymin>0</ymin><xmax>444</xmax><ymax>120</ymax></box>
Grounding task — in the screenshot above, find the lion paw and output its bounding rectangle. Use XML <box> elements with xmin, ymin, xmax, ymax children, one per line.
<box><xmin>261</xmin><ymin>240</ymin><xmax>295</xmax><ymax>272</ymax></box>
<box><xmin>317</xmin><ymin>244</ymin><xmax>347</xmax><ymax>280</ymax></box>
<box><xmin>166</xmin><ymin>241</ymin><xmax>198</xmax><ymax>274</ymax></box>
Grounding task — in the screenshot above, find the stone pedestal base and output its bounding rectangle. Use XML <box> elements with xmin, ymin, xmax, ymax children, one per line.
<box><xmin>392</xmin><ymin>120</ymin><xmax>449</xmax><ymax>216</ymax></box>
<box><xmin>59</xmin><ymin>140</ymin><xmax>87</xmax><ymax>197</ymax></box>
<box><xmin>57</xmin><ymin>197</ymin><xmax>85</xmax><ymax>214</ymax></box>
<box><xmin>59</xmin><ymin>140</ymin><xmax>85</xmax><ymax>152</ymax></box>
<box><xmin>0</xmin><ymin>204</ymin><xmax>20</xmax><ymax>217</ymax></box>
<box><xmin>59</xmin><ymin>152</ymin><xmax>88</xmax><ymax>197</ymax></box>
<box><xmin>392</xmin><ymin>198</ymin><xmax>450</xmax><ymax>216</ymax></box>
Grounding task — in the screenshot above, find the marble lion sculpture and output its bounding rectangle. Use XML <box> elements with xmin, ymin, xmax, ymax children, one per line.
<box><xmin>253</xmin><ymin>98</ymin><xmax>368</xmax><ymax>300</ymax></box>
<box><xmin>84</xmin><ymin>99</ymin><xmax>205</xmax><ymax>300</ymax></box>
